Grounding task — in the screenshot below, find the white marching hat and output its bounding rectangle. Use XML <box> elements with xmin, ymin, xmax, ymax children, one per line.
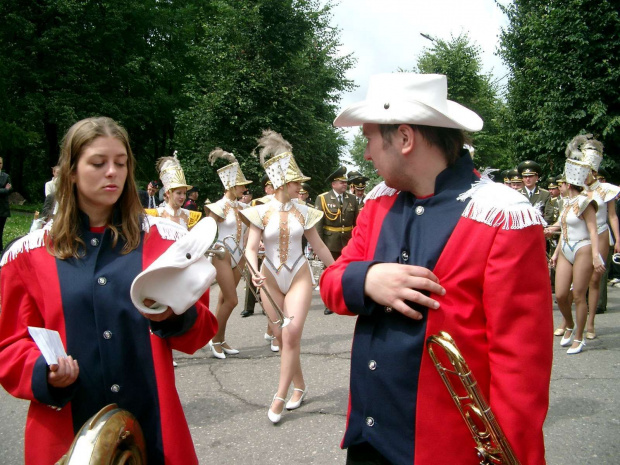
<box><xmin>564</xmin><ymin>159</ymin><xmax>592</xmax><ymax>187</ymax></box>
<box><xmin>333</xmin><ymin>73</ymin><xmax>483</xmax><ymax>132</ymax></box>
<box><xmin>130</xmin><ymin>217</ymin><xmax>218</xmax><ymax>315</ymax></box>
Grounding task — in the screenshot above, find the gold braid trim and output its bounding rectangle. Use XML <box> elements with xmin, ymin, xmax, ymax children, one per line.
<box><xmin>320</xmin><ymin>194</ymin><xmax>341</xmax><ymax>221</ymax></box>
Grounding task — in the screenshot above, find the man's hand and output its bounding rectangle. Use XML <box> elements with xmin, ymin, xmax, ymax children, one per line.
<box><xmin>364</xmin><ymin>263</ymin><xmax>445</xmax><ymax>320</ymax></box>
<box><xmin>48</xmin><ymin>356</ymin><xmax>79</xmax><ymax>388</ymax></box>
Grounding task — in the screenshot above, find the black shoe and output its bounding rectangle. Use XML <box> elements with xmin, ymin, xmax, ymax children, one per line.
<box><xmin>324</xmin><ymin>308</ymin><xmax>333</xmax><ymax>315</ymax></box>
<box><xmin>596</xmin><ymin>307</ymin><xmax>606</xmax><ymax>314</ymax></box>
<box><xmin>240</xmin><ymin>309</ymin><xmax>254</xmax><ymax>317</ymax></box>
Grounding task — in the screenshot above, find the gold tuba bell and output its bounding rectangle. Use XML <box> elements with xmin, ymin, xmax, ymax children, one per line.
<box><xmin>426</xmin><ymin>331</ymin><xmax>520</xmax><ymax>465</ymax></box>
<box><xmin>56</xmin><ymin>404</ymin><xmax>146</xmax><ymax>465</ymax></box>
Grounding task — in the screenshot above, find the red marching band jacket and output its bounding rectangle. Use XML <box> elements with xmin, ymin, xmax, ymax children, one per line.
<box><xmin>320</xmin><ymin>171</ymin><xmax>553</xmax><ymax>465</ymax></box>
<box><xmin>0</xmin><ymin>216</ymin><xmax>217</xmax><ymax>465</ymax></box>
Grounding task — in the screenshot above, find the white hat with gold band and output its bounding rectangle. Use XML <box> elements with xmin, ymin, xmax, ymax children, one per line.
<box><xmin>157</xmin><ymin>151</ymin><xmax>192</xmax><ymax>192</ymax></box>
<box><xmin>209</xmin><ymin>148</ymin><xmax>252</xmax><ymax>190</ymax></box>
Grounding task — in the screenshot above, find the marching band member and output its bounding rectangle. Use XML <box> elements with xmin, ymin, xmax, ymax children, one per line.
<box><xmin>204</xmin><ymin>149</ymin><xmax>253</xmax><ymax>358</ymax></box>
<box><xmin>550</xmin><ymin>151</ymin><xmax>605</xmax><ymax>354</ymax></box>
<box><xmin>0</xmin><ymin>117</ymin><xmax>217</xmax><ymax>464</ymax></box>
<box><xmin>579</xmin><ymin>135</ymin><xmax>620</xmax><ymax>339</ymax></box>
<box><xmin>145</xmin><ymin>153</ymin><xmax>202</xmax><ymax>229</ymax></box>
<box><xmin>241</xmin><ymin>130</ymin><xmax>333</xmax><ymax>424</ymax></box>
<box><xmin>321</xmin><ymin>73</ymin><xmax>551</xmax><ymax>464</ymax></box>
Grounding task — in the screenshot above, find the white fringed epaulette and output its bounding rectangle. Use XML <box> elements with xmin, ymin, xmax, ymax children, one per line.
<box><xmin>0</xmin><ymin>217</ymin><xmax>188</xmax><ymax>268</ymax></box>
<box><xmin>141</xmin><ymin>215</ymin><xmax>188</xmax><ymax>241</ymax></box>
<box><xmin>0</xmin><ymin>222</ymin><xmax>52</xmax><ymax>267</ymax></box>
<box><xmin>458</xmin><ymin>169</ymin><xmax>546</xmax><ymax>230</ymax></box>
<box><xmin>365</xmin><ymin>181</ymin><xmax>399</xmax><ymax>201</ymax></box>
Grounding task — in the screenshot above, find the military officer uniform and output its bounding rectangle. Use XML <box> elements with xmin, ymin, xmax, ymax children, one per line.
<box><xmin>316</xmin><ymin>166</ymin><xmax>359</xmax><ymax>314</ymax></box>
<box><xmin>347</xmin><ymin>170</ymin><xmax>369</xmax><ymax>209</ymax></box>
<box><xmin>546</xmin><ymin>177</ymin><xmax>559</xmax><ymax>222</ymax></box>
<box><xmin>518</xmin><ymin>160</ymin><xmax>555</xmax><ymax>225</ymax></box>
<box><xmin>315</xmin><ymin>166</ymin><xmax>359</xmax><ymax>257</ymax></box>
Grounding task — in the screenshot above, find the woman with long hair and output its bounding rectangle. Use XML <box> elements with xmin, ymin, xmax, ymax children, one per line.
<box><xmin>242</xmin><ymin>130</ymin><xmax>334</xmax><ymax>423</ymax></box>
<box><xmin>550</xmin><ymin>154</ymin><xmax>605</xmax><ymax>355</ymax></box>
<box><xmin>578</xmin><ymin>135</ymin><xmax>620</xmax><ymax>340</ymax></box>
<box><xmin>0</xmin><ymin>117</ymin><xmax>217</xmax><ymax>464</ymax></box>
<box><xmin>204</xmin><ymin>149</ymin><xmax>253</xmax><ymax>358</ymax></box>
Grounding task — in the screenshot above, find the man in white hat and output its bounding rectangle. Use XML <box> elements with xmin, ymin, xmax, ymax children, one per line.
<box><xmin>320</xmin><ymin>73</ymin><xmax>552</xmax><ymax>464</ymax></box>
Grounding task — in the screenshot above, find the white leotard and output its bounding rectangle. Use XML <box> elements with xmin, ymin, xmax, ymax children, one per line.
<box><xmin>559</xmin><ymin>194</ymin><xmax>597</xmax><ymax>264</ymax></box>
<box><xmin>586</xmin><ymin>181</ymin><xmax>620</xmax><ymax>235</ymax></box>
<box><xmin>241</xmin><ymin>199</ymin><xmax>323</xmax><ymax>293</ymax></box>
<box><xmin>205</xmin><ymin>197</ymin><xmax>248</xmax><ymax>267</ymax></box>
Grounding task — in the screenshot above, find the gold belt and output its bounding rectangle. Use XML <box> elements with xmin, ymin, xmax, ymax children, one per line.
<box><xmin>324</xmin><ymin>225</ymin><xmax>353</xmax><ymax>232</ymax></box>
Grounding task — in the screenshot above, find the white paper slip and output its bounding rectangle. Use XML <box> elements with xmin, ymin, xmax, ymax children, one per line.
<box><xmin>28</xmin><ymin>327</ymin><xmax>68</xmax><ymax>366</ymax></box>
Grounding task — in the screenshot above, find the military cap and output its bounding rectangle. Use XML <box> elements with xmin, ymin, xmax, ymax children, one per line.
<box><xmin>187</xmin><ymin>186</ymin><xmax>199</xmax><ymax>195</ymax></box>
<box><xmin>299</xmin><ymin>182</ymin><xmax>310</xmax><ymax>195</ymax></box>
<box><xmin>347</xmin><ymin>170</ymin><xmax>369</xmax><ymax>189</ymax></box>
<box><xmin>547</xmin><ymin>176</ymin><xmax>558</xmax><ymax>189</ymax></box>
<box><xmin>556</xmin><ymin>173</ymin><xmax>566</xmax><ymax>184</ymax></box>
<box><xmin>501</xmin><ymin>169</ymin><xmax>511</xmax><ymax>184</ymax></box>
<box><xmin>508</xmin><ymin>169</ymin><xmax>522</xmax><ymax>183</ymax></box>
<box><xmin>260</xmin><ymin>174</ymin><xmax>272</xmax><ymax>189</ymax></box>
<box><xmin>326</xmin><ymin>166</ymin><xmax>348</xmax><ymax>183</ymax></box>
<box><xmin>517</xmin><ymin>160</ymin><xmax>542</xmax><ymax>177</ymax></box>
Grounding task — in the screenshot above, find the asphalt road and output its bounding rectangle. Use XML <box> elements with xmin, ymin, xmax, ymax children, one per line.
<box><xmin>1</xmin><ymin>281</ymin><xmax>619</xmax><ymax>464</ymax></box>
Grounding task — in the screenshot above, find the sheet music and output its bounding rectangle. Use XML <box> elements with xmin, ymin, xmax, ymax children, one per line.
<box><xmin>28</xmin><ymin>327</ymin><xmax>68</xmax><ymax>365</ymax></box>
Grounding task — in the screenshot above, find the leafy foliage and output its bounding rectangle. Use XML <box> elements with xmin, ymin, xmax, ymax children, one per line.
<box><xmin>0</xmin><ymin>0</ymin><xmax>354</xmax><ymax>202</ymax></box>
<box><xmin>175</xmin><ymin>0</ymin><xmax>354</xmax><ymax>201</ymax></box>
<box><xmin>413</xmin><ymin>33</ymin><xmax>511</xmax><ymax>171</ymax></box>
<box><xmin>348</xmin><ymin>128</ymin><xmax>381</xmax><ymax>190</ymax></box>
<box><xmin>498</xmin><ymin>0</ymin><xmax>620</xmax><ymax>177</ymax></box>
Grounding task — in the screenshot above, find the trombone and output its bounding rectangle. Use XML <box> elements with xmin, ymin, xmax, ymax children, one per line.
<box><xmin>221</xmin><ymin>236</ymin><xmax>292</xmax><ymax>328</ymax></box>
<box><xmin>426</xmin><ymin>331</ymin><xmax>520</xmax><ymax>465</ymax></box>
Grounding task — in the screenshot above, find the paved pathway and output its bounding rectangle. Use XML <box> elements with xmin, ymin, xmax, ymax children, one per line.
<box><xmin>1</xmin><ymin>281</ymin><xmax>619</xmax><ymax>464</ymax></box>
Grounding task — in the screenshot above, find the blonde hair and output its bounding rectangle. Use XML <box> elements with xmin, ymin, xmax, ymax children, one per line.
<box><xmin>50</xmin><ymin>117</ymin><xmax>143</xmax><ymax>259</ymax></box>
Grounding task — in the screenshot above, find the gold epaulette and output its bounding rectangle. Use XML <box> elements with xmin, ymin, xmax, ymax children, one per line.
<box><xmin>144</xmin><ymin>208</ymin><xmax>159</xmax><ymax>217</ymax></box>
<box><xmin>188</xmin><ymin>211</ymin><xmax>202</xmax><ymax>229</ymax></box>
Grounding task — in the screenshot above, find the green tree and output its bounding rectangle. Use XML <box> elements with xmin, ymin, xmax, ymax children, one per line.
<box><xmin>348</xmin><ymin>128</ymin><xmax>381</xmax><ymax>190</ymax></box>
<box><xmin>175</xmin><ymin>0</ymin><xmax>354</xmax><ymax>201</ymax></box>
<box><xmin>1</xmin><ymin>0</ymin><xmax>213</xmax><ymax>198</ymax></box>
<box><xmin>498</xmin><ymin>0</ymin><xmax>620</xmax><ymax>177</ymax></box>
<box><xmin>0</xmin><ymin>0</ymin><xmax>353</xmax><ymax>202</ymax></box>
<box><xmin>413</xmin><ymin>33</ymin><xmax>511</xmax><ymax>171</ymax></box>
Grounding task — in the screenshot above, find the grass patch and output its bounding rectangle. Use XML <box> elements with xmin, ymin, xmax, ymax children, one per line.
<box><xmin>4</xmin><ymin>211</ymin><xmax>37</xmax><ymax>247</ymax></box>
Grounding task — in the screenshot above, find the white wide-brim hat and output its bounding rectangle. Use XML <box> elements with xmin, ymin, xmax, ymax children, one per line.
<box><xmin>130</xmin><ymin>217</ymin><xmax>218</xmax><ymax>315</ymax></box>
<box><xmin>334</xmin><ymin>73</ymin><xmax>483</xmax><ymax>132</ymax></box>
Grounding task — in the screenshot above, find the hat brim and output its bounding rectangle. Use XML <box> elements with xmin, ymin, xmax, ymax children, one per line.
<box><xmin>290</xmin><ymin>175</ymin><xmax>311</xmax><ymax>184</ymax></box>
<box><xmin>167</xmin><ymin>183</ymin><xmax>193</xmax><ymax>192</ymax></box>
<box><xmin>130</xmin><ymin>218</ymin><xmax>218</xmax><ymax>315</ymax></box>
<box><xmin>333</xmin><ymin>99</ymin><xmax>483</xmax><ymax>132</ymax></box>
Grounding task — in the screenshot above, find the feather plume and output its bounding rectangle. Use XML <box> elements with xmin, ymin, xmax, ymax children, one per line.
<box><xmin>565</xmin><ymin>135</ymin><xmax>588</xmax><ymax>160</ymax></box>
<box><xmin>208</xmin><ymin>148</ymin><xmax>237</xmax><ymax>166</ymax></box>
<box><xmin>156</xmin><ymin>155</ymin><xmax>180</xmax><ymax>172</ymax></box>
<box><xmin>253</xmin><ymin>130</ymin><xmax>293</xmax><ymax>166</ymax></box>
<box><xmin>580</xmin><ymin>134</ymin><xmax>603</xmax><ymax>153</ymax></box>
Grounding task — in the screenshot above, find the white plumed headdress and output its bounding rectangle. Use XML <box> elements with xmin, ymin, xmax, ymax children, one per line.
<box><xmin>208</xmin><ymin>148</ymin><xmax>252</xmax><ymax>190</ymax></box>
<box><xmin>157</xmin><ymin>151</ymin><xmax>192</xmax><ymax>192</ymax></box>
<box><xmin>254</xmin><ymin>130</ymin><xmax>310</xmax><ymax>190</ymax></box>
